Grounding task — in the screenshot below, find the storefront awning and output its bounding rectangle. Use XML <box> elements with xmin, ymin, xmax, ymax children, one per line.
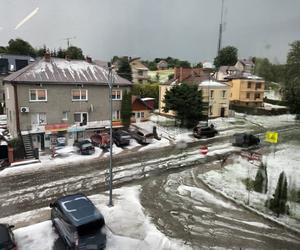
<box><xmin>45</xmin><ymin>124</ymin><xmax>69</xmax><ymax>133</ymax></box>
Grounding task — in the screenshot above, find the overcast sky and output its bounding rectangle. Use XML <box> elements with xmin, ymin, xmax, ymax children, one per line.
<box><xmin>0</xmin><ymin>0</ymin><xmax>299</xmax><ymax>64</ymax></box>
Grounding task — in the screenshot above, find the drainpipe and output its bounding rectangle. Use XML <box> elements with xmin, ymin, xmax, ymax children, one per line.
<box><xmin>13</xmin><ymin>83</ymin><xmax>21</xmax><ymax>134</ymax></box>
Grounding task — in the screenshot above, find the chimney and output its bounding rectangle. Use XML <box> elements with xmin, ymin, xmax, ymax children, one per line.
<box><xmin>44</xmin><ymin>52</ymin><xmax>51</xmax><ymax>62</ymax></box>
<box><xmin>86</xmin><ymin>56</ymin><xmax>92</xmax><ymax>63</ymax></box>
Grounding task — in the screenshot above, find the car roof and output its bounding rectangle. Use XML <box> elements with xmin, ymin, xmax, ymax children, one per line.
<box><xmin>56</xmin><ymin>194</ymin><xmax>103</xmax><ymax>227</ymax></box>
<box><xmin>0</xmin><ymin>224</ymin><xmax>11</xmax><ymax>244</ymax></box>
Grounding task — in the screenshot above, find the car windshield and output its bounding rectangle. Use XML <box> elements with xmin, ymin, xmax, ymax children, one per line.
<box><xmin>78</xmin><ymin>218</ymin><xmax>105</xmax><ymax>236</ymax></box>
<box><xmin>82</xmin><ymin>143</ymin><xmax>93</xmax><ymax>149</ymax></box>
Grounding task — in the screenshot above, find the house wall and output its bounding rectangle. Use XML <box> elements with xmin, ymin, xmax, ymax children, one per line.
<box><xmin>200</xmin><ymin>86</ymin><xmax>230</xmax><ymax>118</ymax></box>
<box><xmin>4</xmin><ymin>83</ymin><xmax>18</xmax><ymax>137</ymax></box>
<box><xmin>158</xmin><ymin>84</ymin><xmax>176</xmax><ymax>116</ymax></box>
<box><xmin>229</xmin><ymin>79</ymin><xmax>265</xmax><ymax>107</ymax></box>
<box><xmin>131</xmin><ymin>109</ymin><xmax>151</xmax><ymax>123</ymax></box>
<box><xmin>14</xmin><ymin>83</ymin><xmax>130</xmax><ymax>132</ymax></box>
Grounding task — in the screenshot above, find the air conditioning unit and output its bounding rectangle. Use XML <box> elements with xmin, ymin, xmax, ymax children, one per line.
<box><xmin>20</xmin><ymin>107</ymin><xmax>29</xmax><ymax>113</ymax></box>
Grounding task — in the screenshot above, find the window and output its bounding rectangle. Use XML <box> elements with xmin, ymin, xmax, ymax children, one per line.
<box><xmin>31</xmin><ymin>113</ymin><xmax>47</xmax><ymax>125</ymax></box>
<box><xmin>74</xmin><ymin>112</ymin><xmax>88</xmax><ymax>124</ymax></box>
<box><xmin>141</xmin><ymin>111</ymin><xmax>144</xmax><ymax>118</ymax></box>
<box><xmin>138</xmin><ymin>70</ymin><xmax>143</xmax><ymax>76</ymax></box>
<box><xmin>246</xmin><ymin>93</ymin><xmax>250</xmax><ymax>99</ymax></box>
<box><xmin>62</xmin><ymin>111</ymin><xmax>68</xmax><ymax>121</ymax></box>
<box><xmin>222</xmin><ymin>90</ymin><xmax>226</xmax><ymax>98</ymax></box>
<box><xmin>72</xmin><ymin>89</ymin><xmax>88</xmax><ymax>101</ymax></box>
<box><xmin>113</xmin><ymin>110</ymin><xmax>120</xmax><ymax>120</ymax></box>
<box><xmin>255</xmin><ymin>93</ymin><xmax>261</xmax><ymax>99</ymax></box>
<box><xmin>29</xmin><ymin>89</ymin><xmax>47</xmax><ymax>101</ymax></box>
<box><xmin>210</xmin><ymin>90</ymin><xmax>214</xmax><ymax>98</ymax></box>
<box><xmin>247</xmin><ymin>82</ymin><xmax>251</xmax><ymax>89</ymax></box>
<box><xmin>112</xmin><ymin>90</ymin><xmax>122</xmax><ymax>100</ymax></box>
<box><xmin>256</xmin><ymin>82</ymin><xmax>261</xmax><ymax>89</ymax></box>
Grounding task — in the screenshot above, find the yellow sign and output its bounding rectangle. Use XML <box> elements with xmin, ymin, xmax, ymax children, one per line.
<box><xmin>265</xmin><ymin>131</ymin><xmax>278</xmax><ymax>144</ymax></box>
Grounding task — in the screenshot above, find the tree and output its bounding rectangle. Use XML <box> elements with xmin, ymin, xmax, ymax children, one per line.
<box><xmin>131</xmin><ymin>83</ymin><xmax>159</xmax><ymax>108</ymax></box>
<box><xmin>214</xmin><ymin>46</ymin><xmax>238</xmax><ymax>69</ymax></box>
<box><xmin>267</xmin><ymin>171</ymin><xmax>289</xmax><ymax>216</ymax></box>
<box><xmin>254</xmin><ymin>162</ymin><xmax>268</xmax><ymax>193</ymax></box>
<box><xmin>163</xmin><ymin>83</ymin><xmax>203</xmax><ymax>128</ymax></box>
<box><xmin>121</xmin><ymin>90</ymin><xmax>132</xmax><ymax>127</ymax></box>
<box><xmin>285</xmin><ymin>40</ymin><xmax>300</xmax><ymax>119</ymax></box>
<box><xmin>65</xmin><ymin>46</ymin><xmax>84</xmax><ymax>60</ymax></box>
<box><xmin>117</xmin><ymin>57</ymin><xmax>132</xmax><ymax>82</ymax></box>
<box><xmin>6</xmin><ymin>38</ymin><xmax>36</xmax><ymax>57</ymax></box>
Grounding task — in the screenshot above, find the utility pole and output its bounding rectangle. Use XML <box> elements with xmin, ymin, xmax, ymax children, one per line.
<box><xmin>107</xmin><ymin>62</ymin><xmax>114</xmax><ymax>207</ymax></box>
<box><xmin>62</xmin><ymin>36</ymin><xmax>76</xmax><ymax>48</ymax></box>
<box><xmin>217</xmin><ymin>0</ymin><xmax>225</xmax><ymax>56</ymax></box>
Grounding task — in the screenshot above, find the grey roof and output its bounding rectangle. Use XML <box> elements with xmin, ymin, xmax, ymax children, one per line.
<box><xmin>238</xmin><ymin>59</ymin><xmax>255</xmax><ymax>66</ymax></box>
<box><xmin>219</xmin><ymin>66</ymin><xmax>239</xmax><ymax>73</ymax></box>
<box><xmin>4</xmin><ymin>57</ymin><xmax>131</xmax><ymax>86</ymax></box>
<box><xmin>225</xmin><ymin>71</ymin><xmax>263</xmax><ymax>80</ymax></box>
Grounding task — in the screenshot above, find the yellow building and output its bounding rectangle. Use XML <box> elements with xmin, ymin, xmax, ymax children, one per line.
<box><xmin>158</xmin><ymin>81</ymin><xmax>177</xmax><ymax>116</ymax></box>
<box><xmin>226</xmin><ymin>73</ymin><xmax>265</xmax><ymax>107</ymax></box>
<box><xmin>199</xmin><ymin>80</ymin><xmax>230</xmax><ymax>118</ymax></box>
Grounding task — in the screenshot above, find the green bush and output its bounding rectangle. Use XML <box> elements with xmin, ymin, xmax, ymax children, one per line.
<box><xmin>242</xmin><ymin>178</ymin><xmax>255</xmax><ymax>191</ymax></box>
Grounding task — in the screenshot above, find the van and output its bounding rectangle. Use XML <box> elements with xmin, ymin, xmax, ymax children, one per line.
<box><xmin>50</xmin><ymin>194</ymin><xmax>106</xmax><ymax>250</ymax></box>
<box><xmin>129</xmin><ymin>127</ymin><xmax>154</xmax><ymax>144</ymax></box>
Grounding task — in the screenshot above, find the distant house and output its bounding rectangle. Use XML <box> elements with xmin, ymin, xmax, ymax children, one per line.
<box><xmin>235</xmin><ymin>58</ymin><xmax>255</xmax><ymax>73</ymax></box>
<box><xmin>158</xmin><ymin>67</ymin><xmax>229</xmax><ymax>118</ymax></box>
<box><xmin>156</xmin><ymin>60</ymin><xmax>168</xmax><ymax>70</ymax></box>
<box><xmin>216</xmin><ymin>65</ymin><xmax>239</xmax><ymax>81</ymax></box>
<box><xmin>199</xmin><ymin>80</ymin><xmax>230</xmax><ymax>118</ymax></box>
<box><xmin>225</xmin><ymin>72</ymin><xmax>265</xmax><ymax>107</ymax></box>
<box><xmin>130</xmin><ymin>58</ymin><xmax>149</xmax><ymax>84</ymax></box>
<box><xmin>131</xmin><ymin>96</ymin><xmax>153</xmax><ymax>123</ymax></box>
<box><xmin>3</xmin><ymin>54</ymin><xmax>131</xmax><ymax>153</ymax></box>
<box><xmin>0</xmin><ymin>54</ymin><xmax>35</xmax><ymax>112</ymax></box>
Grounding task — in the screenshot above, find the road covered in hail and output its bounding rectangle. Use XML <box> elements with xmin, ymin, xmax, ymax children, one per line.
<box><xmin>140</xmin><ymin>160</ymin><xmax>300</xmax><ymax>249</ymax></box>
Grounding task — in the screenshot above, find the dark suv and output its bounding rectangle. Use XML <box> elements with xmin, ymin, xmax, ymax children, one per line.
<box><xmin>193</xmin><ymin>124</ymin><xmax>218</xmax><ymax>138</ymax></box>
<box><xmin>0</xmin><ymin>224</ymin><xmax>17</xmax><ymax>250</ymax></box>
<box><xmin>50</xmin><ymin>194</ymin><xmax>106</xmax><ymax>250</ymax></box>
<box><xmin>73</xmin><ymin>140</ymin><xmax>95</xmax><ymax>155</ymax></box>
<box><xmin>113</xmin><ymin>130</ymin><xmax>131</xmax><ymax>147</ymax></box>
<box><xmin>232</xmin><ymin>133</ymin><xmax>260</xmax><ymax>148</ymax></box>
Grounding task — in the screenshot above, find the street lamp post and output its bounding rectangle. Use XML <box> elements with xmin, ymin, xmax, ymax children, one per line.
<box><xmin>107</xmin><ymin>63</ymin><xmax>114</xmax><ymax>207</ymax></box>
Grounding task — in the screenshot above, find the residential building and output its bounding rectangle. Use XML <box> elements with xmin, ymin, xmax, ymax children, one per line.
<box><xmin>225</xmin><ymin>72</ymin><xmax>265</xmax><ymax>107</ymax></box>
<box><xmin>130</xmin><ymin>58</ymin><xmax>149</xmax><ymax>84</ymax></box>
<box><xmin>0</xmin><ymin>54</ymin><xmax>35</xmax><ymax>112</ymax></box>
<box><xmin>235</xmin><ymin>58</ymin><xmax>255</xmax><ymax>73</ymax></box>
<box><xmin>3</xmin><ymin>55</ymin><xmax>131</xmax><ymax>150</ymax></box>
<box><xmin>199</xmin><ymin>80</ymin><xmax>230</xmax><ymax>118</ymax></box>
<box><xmin>156</xmin><ymin>60</ymin><xmax>168</xmax><ymax>70</ymax></box>
<box><xmin>159</xmin><ymin>67</ymin><xmax>229</xmax><ymax>118</ymax></box>
<box><xmin>131</xmin><ymin>96</ymin><xmax>153</xmax><ymax>123</ymax></box>
<box><xmin>216</xmin><ymin>65</ymin><xmax>240</xmax><ymax>81</ymax></box>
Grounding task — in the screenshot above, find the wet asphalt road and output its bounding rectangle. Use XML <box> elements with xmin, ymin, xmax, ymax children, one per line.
<box><xmin>140</xmin><ymin>160</ymin><xmax>300</xmax><ymax>250</ymax></box>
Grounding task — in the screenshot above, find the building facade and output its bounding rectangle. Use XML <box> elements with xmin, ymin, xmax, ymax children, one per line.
<box><xmin>226</xmin><ymin>73</ymin><xmax>265</xmax><ymax>107</ymax></box>
<box><xmin>130</xmin><ymin>58</ymin><xmax>149</xmax><ymax>84</ymax></box>
<box><xmin>4</xmin><ymin>56</ymin><xmax>131</xmax><ymax>150</ymax></box>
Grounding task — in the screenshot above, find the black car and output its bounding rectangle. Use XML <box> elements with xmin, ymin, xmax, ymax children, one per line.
<box><xmin>73</xmin><ymin>140</ymin><xmax>95</xmax><ymax>155</ymax></box>
<box><xmin>193</xmin><ymin>124</ymin><xmax>218</xmax><ymax>138</ymax></box>
<box><xmin>232</xmin><ymin>133</ymin><xmax>260</xmax><ymax>147</ymax></box>
<box><xmin>50</xmin><ymin>193</ymin><xmax>106</xmax><ymax>250</ymax></box>
<box><xmin>112</xmin><ymin>130</ymin><xmax>131</xmax><ymax>147</ymax></box>
<box><xmin>0</xmin><ymin>224</ymin><xmax>17</xmax><ymax>250</ymax></box>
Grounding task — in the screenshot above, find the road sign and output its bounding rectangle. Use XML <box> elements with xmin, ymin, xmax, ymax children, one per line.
<box><xmin>200</xmin><ymin>146</ymin><xmax>208</xmax><ymax>155</ymax></box>
<box><xmin>265</xmin><ymin>131</ymin><xmax>278</xmax><ymax>144</ymax></box>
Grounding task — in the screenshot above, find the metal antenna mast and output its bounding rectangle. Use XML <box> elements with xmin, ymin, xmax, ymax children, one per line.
<box><xmin>62</xmin><ymin>36</ymin><xmax>76</xmax><ymax>48</ymax></box>
<box><xmin>217</xmin><ymin>0</ymin><xmax>225</xmax><ymax>55</ymax></box>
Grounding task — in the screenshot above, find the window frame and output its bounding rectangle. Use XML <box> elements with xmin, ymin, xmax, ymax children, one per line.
<box><xmin>29</xmin><ymin>89</ymin><xmax>47</xmax><ymax>102</ymax></box>
<box><xmin>112</xmin><ymin>90</ymin><xmax>122</xmax><ymax>100</ymax></box>
<box><xmin>72</xmin><ymin>89</ymin><xmax>88</xmax><ymax>101</ymax></box>
<box><xmin>112</xmin><ymin>110</ymin><xmax>121</xmax><ymax>121</ymax></box>
<box><xmin>74</xmin><ymin>112</ymin><xmax>88</xmax><ymax>123</ymax></box>
<box><xmin>31</xmin><ymin>112</ymin><xmax>47</xmax><ymax>125</ymax></box>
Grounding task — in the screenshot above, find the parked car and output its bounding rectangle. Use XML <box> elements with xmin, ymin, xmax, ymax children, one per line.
<box><xmin>90</xmin><ymin>133</ymin><xmax>110</xmax><ymax>149</ymax></box>
<box><xmin>193</xmin><ymin>124</ymin><xmax>218</xmax><ymax>138</ymax></box>
<box><xmin>50</xmin><ymin>194</ymin><xmax>106</xmax><ymax>250</ymax></box>
<box><xmin>0</xmin><ymin>224</ymin><xmax>17</xmax><ymax>250</ymax></box>
<box><xmin>0</xmin><ymin>115</ymin><xmax>7</xmax><ymax>130</ymax></box>
<box><xmin>232</xmin><ymin>133</ymin><xmax>260</xmax><ymax>147</ymax></box>
<box><xmin>113</xmin><ymin>130</ymin><xmax>131</xmax><ymax>147</ymax></box>
<box><xmin>73</xmin><ymin>140</ymin><xmax>95</xmax><ymax>155</ymax></box>
<box><xmin>128</xmin><ymin>127</ymin><xmax>154</xmax><ymax>145</ymax></box>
